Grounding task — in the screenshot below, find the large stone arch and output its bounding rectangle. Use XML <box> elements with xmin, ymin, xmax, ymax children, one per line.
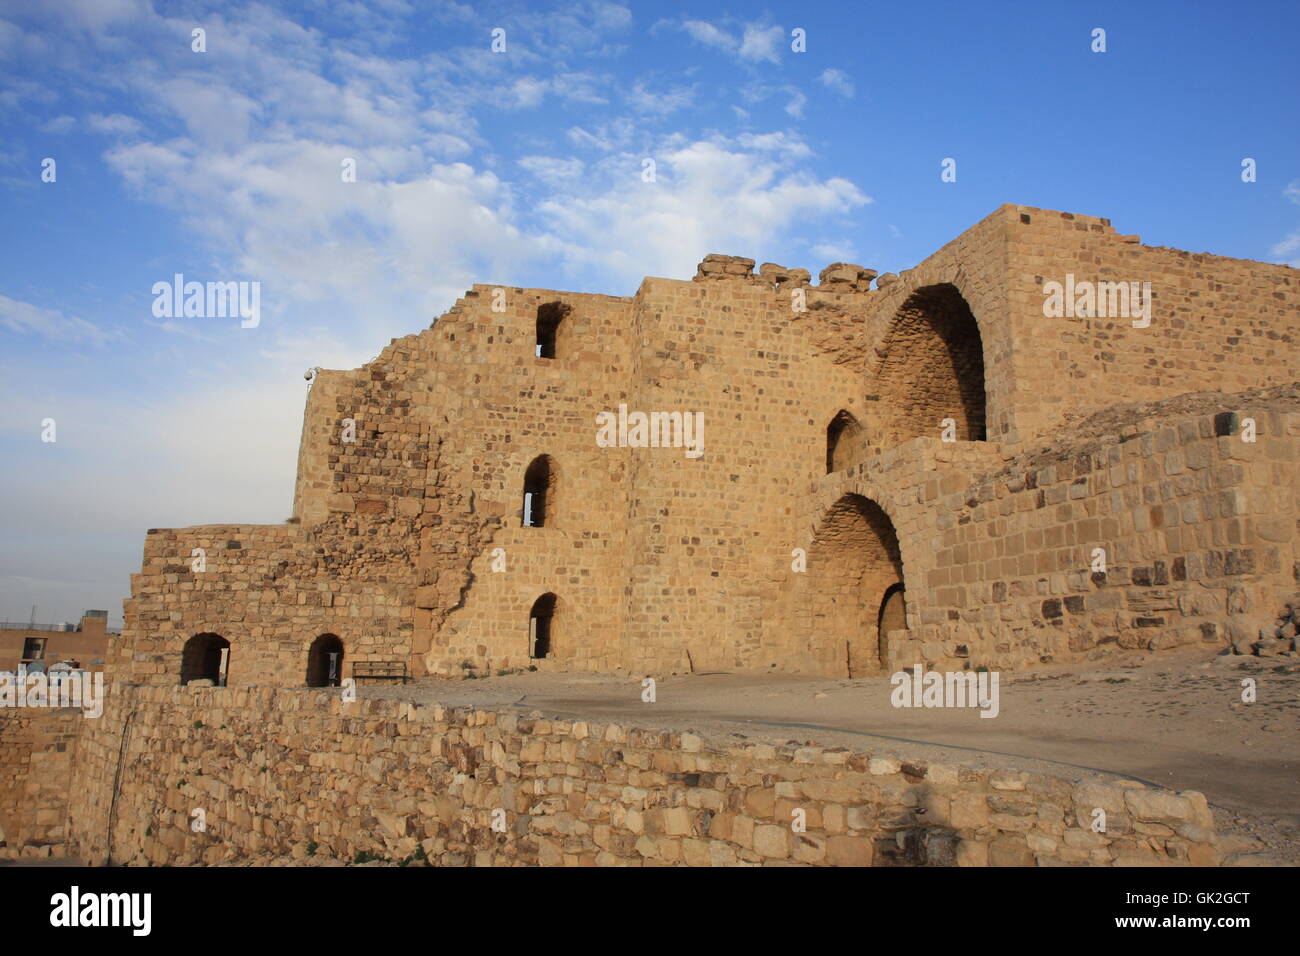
<box><xmin>804</xmin><ymin>493</ymin><xmax>905</xmax><ymax>677</ymax></box>
<box><xmin>872</xmin><ymin>283</ymin><xmax>987</xmax><ymax>450</ymax></box>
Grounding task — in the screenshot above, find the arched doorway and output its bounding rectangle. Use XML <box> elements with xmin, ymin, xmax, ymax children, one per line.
<box><xmin>875</xmin><ymin>283</ymin><xmax>986</xmax><ymax>449</ymax></box>
<box><xmin>306</xmin><ymin>634</ymin><xmax>344</xmax><ymax>687</ymax></box>
<box><xmin>806</xmin><ymin>494</ymin><xmax>904</xmax><ymax>676</ymax></box>
<box><xmin>529</xmin><ymin>593</ymin><xmax>557</xmax><ymax>659</ymax></box>
<box><xmin>522</xmin><ymin>455</ymin><xmax>556</xmax><ymax>527</ymax></box>
<box><xmin>181</xmin><ymin>633</ymin><xmax>230</xmax><ymax>686</ymax></box>
<box><xmin>877</xmin><ymin>583</ymin><xmax>907</xmax><ymax>666</ymax></box>
<box><xmin>826</xmin><ymin>409</ymin><xmax>865</xmax><ymax>473</ymax></box>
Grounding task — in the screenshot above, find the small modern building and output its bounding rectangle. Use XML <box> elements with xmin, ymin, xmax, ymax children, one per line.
<box><xmin>0</xmin><ymin>611</ymin><xmax>112</xmax><ymax>673</ymax></box>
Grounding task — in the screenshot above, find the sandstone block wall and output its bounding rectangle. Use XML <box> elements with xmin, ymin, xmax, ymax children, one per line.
<box><xmin>118</xmin><ymin>522</ymin><xmax>417</xmax><ymax>687</ymax></box>
<box><xmin>1004</xmin><ymin>206</ymin><xmax>1299</xmax><ymax>442</ymax></box>
<box><xmin>112</xmin><ymin>204</ymin><xmax>1299</xmax><ymax>686</ymax></box>
<box><xmin>0</xmin><ymin>708</ymin><xmax>80</xmax><ymax>858</ymax></box>
<box><xmin>59</xmin><ymin>685</ymin><xmax>1221</xmax><ymax>867</ymax></box>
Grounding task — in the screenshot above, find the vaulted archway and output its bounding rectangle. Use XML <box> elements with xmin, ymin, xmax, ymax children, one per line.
<box><xmin>875</xmin><ymin>284</ymin><xmax>986</xmax><ymax>449</ymax></box>
<box><xmin>806</xmin><ymin>494</ymin><xmax>904</xmax><ymax>676</ymax></box>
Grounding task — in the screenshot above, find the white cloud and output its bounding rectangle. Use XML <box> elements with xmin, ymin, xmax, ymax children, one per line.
<box><xmin>0</xmin><ymin>0</ymin><xmax>877</xmax><ymax>626</ymax></box>
<box><xmin>518</xmin><ymin>155</ymin><xmax>585</xmax><ymax>185</ymax></box>
<box><xmin>671</xmin><ymin>19</ymin><xmax>785</xmax><ymax>64</ymax></box>
<box><xmin>627</xmin><ymin>81</ymin><xmax>695</xmax><ymax>116</ymax></box>
<box><xmin>678</xmin><ymin>19</ymin><xmax>735</xmax><ymax>53</ymax></box>
<box><xmin>529</xmin><ymin>133</ymin><xmax>871</xmax><ymax>288</ymax></box>
<box><xmin>1272</xmin><ymin>181</ymin><xmax>1300</xmax><ymax>265</ymax></box>
<box><xmin>739</xmin><ymin>24</ymin><xmax>784</xmax><ymax>63</ymax></box>
<box><xmin>0</xmin><ymin>365</ymin><xmax>308</xmax><ymax>563</ymax></box>
<box><xmin>0</xmin><ymin>295</ymin><xmax>120</xmax><ymax>347</ymax></box>
<box><xmin>819</xmin><ymin>68</ymin><xmax>855</xmax><ymax>98</ymax></box>
<box><xmin>1270</xmin><ymin>231</ymin><xmax>1300</xmax><ymax>266</ymax></box>
<box><xmin>41</xmin><ymin>114</ymin><xmax>76</xmax><ymax>133</ymax></box>
<box><xmin>551</xmin><ymin>72</ymin><xmax>611</xmax><ymax>105</ymax></box>
<box><xmin>734</xmin><ymin>132</ymin><xmax>811</xmax><ymax>158</ymax></box>
<box><xmin>566</xmin><ymin>118</ymin><xmax>636</xmax><ymax>152</ymax></box>
<box><xmin>509</xmin><ymin>76</ymin><xmax>548</xmax><ymax>109</ymax></box>
<box><xmin>810</xmin><ymin>240</ymin><xmax>858</xmax><ymax>261</ymax></box>
<box><xmin>86</xmin><ymin>112</ymin><xmax>143</xmax><ymax>136</ymax></box>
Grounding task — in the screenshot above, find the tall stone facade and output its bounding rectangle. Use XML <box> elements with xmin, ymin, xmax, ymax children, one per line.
<box><xmin>116</xmin><ymin>204</ymin><xmax>1300</xmax><ymax>687</ymax></box>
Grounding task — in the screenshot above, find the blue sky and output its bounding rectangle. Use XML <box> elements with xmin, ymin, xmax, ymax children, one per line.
<box><xmin>1</xmin><ymin>0</ymin><xmax>1297</xmax><ymax>627</ymax></box>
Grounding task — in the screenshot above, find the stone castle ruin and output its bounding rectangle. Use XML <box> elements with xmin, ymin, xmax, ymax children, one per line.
<box><xmin>115</xmin><ymin>203</ymin><xmax>1299</xmax><ymax>689</ymax></box>
<box><xmin>6</xmin><ymin>202</ymin><xmax>1298</xmax><ymax>868</ymax></box>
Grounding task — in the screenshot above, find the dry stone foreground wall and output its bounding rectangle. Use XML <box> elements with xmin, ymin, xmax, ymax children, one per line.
<box><xmin>51</xmin><ymin>684</ymin><xmax>1221</xmax><ymax>867</ymax></box>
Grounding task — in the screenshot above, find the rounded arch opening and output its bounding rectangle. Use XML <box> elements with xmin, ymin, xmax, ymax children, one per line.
<box><xmin>529</xmin><ymin>592</ymin><xmax>557</xmax><ymax>659</ymax></box>
<box><xmin>875</xmin><ymin>283</ymin><xmax>987</xmax><ymax>449</ymax></box>
<box><xmin>806</xmin><ymin>494</ymin><xmax>904</xmax><ymax>676</ymax></box>
<box><xmin>181</xmin><ymin>633</ymin><xmax>230</xmax><ymax>686</ymax></box>
<box><xmin>522</xmin><ymin>455</ymin><xmax>556</xmax><ymax>527</ymax></box>
<box><xmin>306</xmin><ymin>633</ymin><xmax>344</xmax><ymax>687</ymax></box>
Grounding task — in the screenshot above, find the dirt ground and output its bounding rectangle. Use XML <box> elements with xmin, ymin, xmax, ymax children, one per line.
<box><xmin>361</xmin><ymin>646</ymin><xmax>1299</xmax><ymax>863</ymax></box>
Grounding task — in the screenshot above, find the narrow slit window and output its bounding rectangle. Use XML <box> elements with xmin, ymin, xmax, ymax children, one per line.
<box><xmin>535</xmin><ymin>302</ymin><xmax>569</xmax><ymax>359</ymax></box>
<box><xmin>522</xmin><ymin>455</ymin><xmax>554</xmax><ymax>527</ymax></box>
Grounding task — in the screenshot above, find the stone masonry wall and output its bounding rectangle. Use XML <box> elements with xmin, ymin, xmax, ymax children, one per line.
<box><xmin>118</xmin><ymin>520</ymin><xmax>419</xmax><ymax>687</ymax></box>
<box><xmin>1004</xmin><ymin>205</ymin><xmax>1299</xmax><ymax>443</ymax></box>
<box><xmin>0</xmin><ymin>707</ymin><xmax>81</xmax><ymax>859</ymax></box>
<box><xmin>912</xmin><ymin>399</ymin><xmax>1300</xmax><ymax>671</ymax></box>
<box><xmin>113</xmin><ymin>204</ymin><xmax>1299</xmax><ymax>686</ymax></box>
<box><xmin>61</xmin><ymin>684</ymin><xmax>1221</xmax><ymax>867</ymax></box>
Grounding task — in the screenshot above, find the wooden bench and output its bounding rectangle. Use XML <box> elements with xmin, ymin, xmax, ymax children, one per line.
<box><xmin>351</xmin><ymin>661</ymin><xmax>410</xmax><ymax>683</ymax></box>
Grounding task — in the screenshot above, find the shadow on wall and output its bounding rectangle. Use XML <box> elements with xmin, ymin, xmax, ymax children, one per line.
<box><xmin>874</xmin><ymin>283</ymin><xmax>987</xmax><ymax>447</ymax></box>
<box><xmin>805</xmin><ymin>494</ymin><xmax>905</xmax><ymax>678</ymax></box>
